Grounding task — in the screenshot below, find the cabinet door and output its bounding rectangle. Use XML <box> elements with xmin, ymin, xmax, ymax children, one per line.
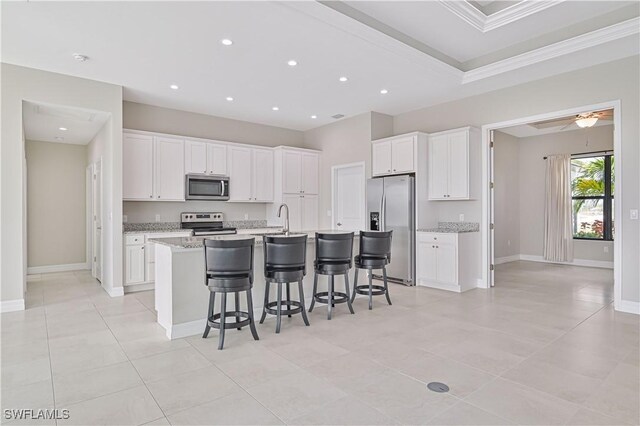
<box><xmin>372</xmin><ymin>141</ymin><xmax>392</xmax><ymax>176</ymax></box>
<box><xmin>123</xmin><ymin>133</ymin><xmax>154</xmax><ymax>200</ymax></box>
<box><xmin>436</xmin><ymin>242</ymin><xmax>457</xmax><ymax>284</ymax></box>
<box><xmin>184</xmin><ymin>140</ymin><xmax>207</xmax><ymax>174</ymax></box>
<box><xmin>301</xmin><ymin>195</ymin><xmax>318</xmax><ymax>231</ymax></box>
<box><xmin>228</xmin><ymin>146</ymin><xmax>252</xmax><ymax>201</ymax></box>
<box><xmin>301</xmin><ymin>154</ymin><xmax>319</xmax><ymax>194</ymax></box>
<box><xmin>125</xmin><ymin>245</ymin><xmax>145</xmax><ymax>284</ymax></box>
<box><xmin>155</xmin><ymin>137</ymin><xmax>185</xmax><ymax>201</ymax></box>
<box><xmin>447</xmin><ymin>131</ymin><xmax>469</xmax><ymax>199</ymax></box>
<box><xmin>252</xmin><ymin>148</ymin><xmax>274</xmax><ymax>202</ymax></box>
<box><xmin>428</xmin><ymin>135</ymin><xmax>449</xmax><ymax>199</ymax></box>
<box><xmin>418</xmin><ymin>242</ymin><xmax>438</xmax><ymax>282</ymax></box>
<box><xmin>282</xmin><ymin>151</ymin><xmax>302</xmax><ymax>194</ymax></box>
<box><xmin>282</xmin><ymin>194</ymin><xmax>302</xmax><ymax>231</ymax></box>
<box><xmin>391</xmin><ymin>136</ymin><xmax>415</xmax><ymax>173</ymax></box>
<box><xmin>207</xmin><ymin>143</ymin><xmax>227</xmax><ymax>175</ymax></box>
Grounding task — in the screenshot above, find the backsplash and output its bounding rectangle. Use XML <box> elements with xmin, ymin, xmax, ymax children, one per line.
<box><xmin>438</xmin><ymin>221</ymin><xmax>480</xmax><ymax>232</ymax></box>
<box><xmin>123</xmin><ymin>220</ymin><xmax>273</xmax><ymax>233</ymax></box>
<box><xmin>123</xmin><ymin>200</ymin><xmax>267</xmax><ymax>223</ymax></box>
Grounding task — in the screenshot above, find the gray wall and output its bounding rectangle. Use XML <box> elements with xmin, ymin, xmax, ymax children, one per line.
<box><xmin>393</xmin><ymin>56</ymin><xmax>639</xmax><ymax>304</ymax></box>
<box><xmin>26</xmin><ymin>141</ymin><xmax>88</xmax><ymax>268</ymax></box>
<box><xmin>124</xmin><ymin>201</ymin><xmax>267</xmax><ymax>224</ymax></box>
<box><xmin>493</xmin><ymin>131</ymin><xmax>520</xmax><ymax>259</ymax></box>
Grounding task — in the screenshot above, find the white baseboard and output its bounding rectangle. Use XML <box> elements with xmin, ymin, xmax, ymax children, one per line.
<box><xmin>495</xmin><ymin>255</ymin><xmax>521</xmax><ymax>265</ymax></box>
<box><xmin>519</xmin><ymin>254</ymin><xmax>613</xmax><ymax>269</ymax></box>
<box><xmin>1</xmin><ymin>299</ymin><xmax>25</xmax><ymax>313</ymax></box>
<box><xmin>27</xmin><ymin>262</ymin><xmax>90</xmax><ymax>275</ymax></box>
<box><xmin>615</xmin><ymin>300</ymin><xmax>640</xmax><ymax>315</ymax></box>
<box><xmin>105</xmin><ymin>286</ymin><xmax>124</xmax><ymax>297</ymax></box>
<box><xmin>124</xmin><ymin>283</ymin><xmax>154</xmax><ymax>293</ymax></box>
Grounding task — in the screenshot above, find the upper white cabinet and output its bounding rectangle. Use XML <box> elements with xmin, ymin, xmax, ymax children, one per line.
<box><xmin>371</xmin><ymin>133</ymin><xmax>426</xmax><ymax>177</ymax></box>
<box><xmin>185</xmin><ymin>140</ymin><xmax>227</xmax><ymax>175</ymax></box>
<box><xmin>428</xmin><ymin>127</ymin><xmax>478</xmax><ymax>200</ymax></box>
<box><xmin>228</xmin><ymin>146</ymin><xmax>274</xmax><ymax>202</ymax></box>
<box><xmin>123</xmin><ymin>132</ymin><xmax>184</xmax><ymax>201</ymax></box>
<box><xmin>123</xmin><ymin>133</ymin><xmax>154</xmax><ymax>200</ymax></box>
<box><xmin>282</xmin><ymin>150</ymin><xmax>319</xmax><ymax>194</ymax></box>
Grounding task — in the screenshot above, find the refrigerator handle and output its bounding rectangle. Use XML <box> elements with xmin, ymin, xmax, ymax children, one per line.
<box><xmin>381</xmin><ymin>194</ymin><xmax>386</xmax><ymax>231</ymax></box>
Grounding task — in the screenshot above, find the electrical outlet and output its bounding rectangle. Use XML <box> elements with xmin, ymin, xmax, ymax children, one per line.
<box><xmin>459</xmin><ymin>214</ymin><xmax>465</xmax><ymax>221</ymax></box>
<box><xmin>327</xmin><ymin>210</ymin><xmax>332</xmax><ymax>217</ymax></box>
<box><xmin>507</xmin><ymin>240</ymin><xmax>511</xmax><ymax>247</ymax></box>
<box><xmin>155</xmin><ymin>214</ymin><xmax>161</xmax><ymax>222</ymax></box>
<box><xmin>631</xmin><ymin>209</ymin><xmax>639</xmax><ymax>220</ymax></box>
<box><xmin>604</xmin><ymin>246</ymin><xmax>609</xmax><ymax>253</ymax></box>
<box><xmin>123</xmin><ymin>215</ymin><xmax>128</xmax><ymax>223</ymax></box>
<box><xmin>244</xmin><ymin>213</ymin><xmax>249</xmax><ymax>220</ymax></box>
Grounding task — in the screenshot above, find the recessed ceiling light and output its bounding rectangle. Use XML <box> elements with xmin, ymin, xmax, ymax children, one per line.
<box><xmin>73</xmin><ymin>53</ymin><xmax>89</xmax><ymax>62</ymax></box>
<box><xmin>226</xmin><ymin>97</ymin><xmax>234</xmax><ymax>101</ymax></box>
<box><xmin>221</xmin><ymin>39</ymin><xmax>233</xmax><ymax>46</ymax></box>
<box><xmin>287</xmin><ymin>60</ymin><xmax>298</xmax><ymax>67</ymax></box>
<box><xmin>59</xmin><ymin>127</ymin><xmax>68</xmax><ymax>131</ymax></box>
<box><xmin>170</xmin><ymin>84</ymin><xmax>179</xmax><ymax>90</ymax></box>
<box><xmin>339</xmin><ymin>76</ymin><xmax>348</xmax><ymax>82</ymax></box>
<box><xmin>272</xmin><ymin>106</ymin><xmax>279</xmax><ymax>111</ymax></box>
<box><xmin>380</xmin><ymin>89</ymin><xmax>388</xmax><ymax>94</ymax></box>
<box><xmin>311</xmin><ymin>115</ymin><xmax>317</xmax><ymax>119</ymax></box>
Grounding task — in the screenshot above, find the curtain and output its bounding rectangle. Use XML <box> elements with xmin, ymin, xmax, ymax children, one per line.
<box><xmin>543</xmin><ymin>154</ymin><xmax>574</xmax><ymax>262</ymax></box>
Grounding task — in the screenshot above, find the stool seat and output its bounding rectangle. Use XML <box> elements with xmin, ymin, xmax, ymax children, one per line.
<box><xmin>265</xmin><ymin>268</ymin><xmax>305</xmax><ymax>282</ymax></box>
<box><xmin>354</xmin><ymin>255</ymin><xmax>387</xmax><ymax>269</ymax></box>
<box><xmin>206</xmin><ymin>276</ymin><xmax>251</xmax><ymax>293</ymax></box>
<box><xmin>314</xmin><ymin>260</ymin><xmax>351</xmax><ymax>274</ymax></box>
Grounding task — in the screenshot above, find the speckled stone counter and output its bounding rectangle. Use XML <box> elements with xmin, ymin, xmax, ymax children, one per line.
<box><xmin>123</xmin><ymin>222</ymin><xmax>183</xmax><ymax>234</ymax></box>
<box><xmin>418</xmin><ymin>221</ymin><xmax>479</xmax><ymax>233</ymax></box>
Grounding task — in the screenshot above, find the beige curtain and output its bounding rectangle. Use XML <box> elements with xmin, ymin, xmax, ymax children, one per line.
<box><xmin>543</xmin><ymin>154</ymin><xmax>574</xmax><ymax>262</ymax></box>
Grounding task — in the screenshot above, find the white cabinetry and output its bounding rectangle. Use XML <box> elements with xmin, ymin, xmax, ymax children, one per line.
<box><xmin>372</xmin><ymin>133</ymin><xmax>423</xmax><ymax>176</ymax></box>
<box><xmin>155</xmin><ymin>137</ymin><xmax>185</xmax><ymax>201</ymax></box>
<box><xmin>228</xmin><ymin>146</ymin><xmax>274</xmax><ymax>202</ymax></box>
<box><xmin>282</xmin><ymin>150</ymin><xmax>319</xmax><ymax>195</ymax></box>
<box><xmin>185</xmin><ymin>140</ymin><xmax>227</xmax><ymax>175</ymax></box>
<box><xmin>428</xmin><ymin>127</ymin><xmax>479</xmax><ymax>200</ymax></box>
<box><xmin>416</xmin><ymin>232</ymin><xmax>479</xmax><ymax>292</ymax></box>
<box><xmin>123</xmin><ymin>133</ymin><xmax>154</xmax><ymax>200</ymax></box>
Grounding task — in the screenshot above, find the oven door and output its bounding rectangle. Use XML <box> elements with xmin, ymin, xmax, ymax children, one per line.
<box><xmin>185</xmin><ymin>174</ymin><xmax>229</xmax><ymax>200</ymax></box>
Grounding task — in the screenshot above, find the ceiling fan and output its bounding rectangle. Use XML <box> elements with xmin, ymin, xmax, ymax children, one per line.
<box><xmin>529</xmin><ymin>109</ymin><xmax>613</xmax><ymax>130</ymax></box>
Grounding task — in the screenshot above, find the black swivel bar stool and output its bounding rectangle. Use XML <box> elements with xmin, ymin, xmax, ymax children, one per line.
<box><xmin>309</xmin><ymin>232</ymin><xmax>355</xmax><ymax>320</ymax></box>
<box><xmin>202</xmin><ymin>238</ymin><xmax>259</xmax><ymax>350</ymax></box>
<box><xmin>351</xmin><ymin>231</ymin><xmax>393</xmax><ymax>310</ymax></box>
<box><xmin>260</xmin><ymin>235</ymin><xmax>311</xmax><ymax>333</ymax></box>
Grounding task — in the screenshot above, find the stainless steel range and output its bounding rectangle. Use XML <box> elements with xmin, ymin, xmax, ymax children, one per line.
<box><xmin>180</xmin><ymin>212</ymin><xmax>237</xmax><ymax>236</ymax></box>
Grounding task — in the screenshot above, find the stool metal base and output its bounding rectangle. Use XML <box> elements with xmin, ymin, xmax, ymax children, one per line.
<box><xmin>309</xmin><ymin>272</ymin><xmax>355</xmax><ymax>320</ymax></box>
<box><xmin>202</xmin><ymin>290</ymin><xmax>259</xmax><ymax>350</ymax></box>
<box><xmin>351</xmin><ymin>267</ymin><xmax>393</xmax><ymax>310</ymax></box>
<box><xmin>260</xmin><ymin>280</ymin><xmax>310</xmax><ymax>333</ymax></box>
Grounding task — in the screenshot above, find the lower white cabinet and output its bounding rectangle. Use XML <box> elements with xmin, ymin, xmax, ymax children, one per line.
<box><xmin>416</xmin><ymin>232</ymin><xmax>479</xmax><ymax>292</ymax></box>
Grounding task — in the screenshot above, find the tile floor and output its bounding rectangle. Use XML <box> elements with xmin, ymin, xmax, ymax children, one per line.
<box><xmin>1</xmin><ymin>261</ymin><xmax>638</xmax><ymax>425</ymax></box>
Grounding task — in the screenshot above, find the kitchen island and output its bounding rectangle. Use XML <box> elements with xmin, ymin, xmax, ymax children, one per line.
<box><xmin>151</xmin><ymin>231</ymin><xmax>357</xmax><ymax>339</ymax></box>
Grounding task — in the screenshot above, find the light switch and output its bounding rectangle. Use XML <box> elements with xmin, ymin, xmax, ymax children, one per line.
<box><xmin>631</xmin><ymin>209</ymin><xmax>639</xmax><ymax>220</ymax></box>
<box><xmin>459</xmin><ymin>214</ymin><xmax>465</xmax><ymax>221</ymax></box>
<box><xmin>123</xmin><ymin>215</ymin><xmax>128</xmax><ymax>223</ymax></box>
<box><xmin>244</xmin><ymin>213</ymin><xmax>249</xmax><ymax>220</ymax></box>
<box><xmin>155</xmin><ymin>214</ymin><xmax>161</xmax><ymax>222</ymax></box>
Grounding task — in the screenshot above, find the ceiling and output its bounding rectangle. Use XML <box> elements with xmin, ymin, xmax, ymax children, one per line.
<box><xmin>23</xmin><ymin>101</ymin><xmax>111</xmax><ymax>145</ymax></box>
<box><xmin>2</xmin><ymin>1</ymin><xmax>638</xmax><ymax>131</ymax></box>
<box><xmin>499</xmin><ymin>109</ymin><xmax>614</xmax><ymax>137</ymax></box>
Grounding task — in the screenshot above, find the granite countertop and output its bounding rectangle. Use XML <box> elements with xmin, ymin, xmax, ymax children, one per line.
<box><xmin>418</xmin><ymin>221</ymin><xmax>480</xmax><ymax>233</ymax></box>
<box><xmin>124</xmin><ymin>220</ymin><xmax>282</xmax><ymax>234</ymax></box>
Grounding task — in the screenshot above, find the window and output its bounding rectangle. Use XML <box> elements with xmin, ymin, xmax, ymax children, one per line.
<box><xmin>571</xmin><ymin>154</ymin><xmax>614</xmax><ymax>240</ymax></box>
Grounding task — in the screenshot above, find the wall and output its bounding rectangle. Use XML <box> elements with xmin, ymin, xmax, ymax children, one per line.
<box><xmin>493</xmin><ymin>131</ymin><xmax>520</xmax><ymax>259</ymax></box>
<box><xmin>1</xmin><ymin>63</ymin><xmax>123</xmax><ymax>307</ymax></box>
<box><xmin>393</xmin><ymin>56</ymin><xmax>639</xmax><ymax>304</ymax></box>
<box><xmin>25</xmin><ymin>141</ymin><xmax>88</xmax><ymax>268</ymax></box>
<box><xmin>123</xmin><ymin>201</ymin><xmax>267</xmax><ymax>223</ymax></box>
<box><xmin>303</xmin><ymin>112</ymin><xmax>393</xmax><ymax>229</ymax></box>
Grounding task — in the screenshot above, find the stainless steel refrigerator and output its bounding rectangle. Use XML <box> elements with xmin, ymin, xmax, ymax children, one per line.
<box><xmin>367</xmin><ymin>175</ymin><xmax>415</xmax><ymax>286</ymax></box>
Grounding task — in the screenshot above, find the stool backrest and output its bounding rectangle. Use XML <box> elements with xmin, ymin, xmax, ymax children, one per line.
<box><xmin>316</xmin><ymin>232</ymin><xmax>354</xmax><ymax>264</ymax></box>
<box><xmin>204</xmin><ymin>238</ymin><xmax>254</xmax><ymax>282</ymax></box>
<box><xmin>263</xmin><ymin>235</ymin><xmax>307</xmax><ymax>274</ymax></box>
<box><xmin>359</xmin><ymin>231</ymin><xmax>392</xmax><ymax>261</ymax></box>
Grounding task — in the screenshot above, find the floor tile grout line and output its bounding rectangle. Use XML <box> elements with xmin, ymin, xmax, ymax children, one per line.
<box><xmin>42</xmin><ymin>299</ymin><xmax>58</xmax><ymax>426</ymax></box>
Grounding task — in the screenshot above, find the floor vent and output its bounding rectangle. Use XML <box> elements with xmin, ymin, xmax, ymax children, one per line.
<box><xmin>427</xmin><ymin>382</ymin><xmax>450</xmax><ymax>393</ymax></box>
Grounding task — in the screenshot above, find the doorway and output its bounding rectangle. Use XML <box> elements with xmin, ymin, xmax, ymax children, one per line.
<box><xmin>331</xmin><ymin>162</ymin><xmax>366</xmax><ymax>231</ymax></box>
<box><xmin>91</xmin><ymin>159</ymin><xmax>103</xmax><ymax>282</ymax></box>
<box><xmin>482</xmin><ymin>101</ymin><xmax>621</xmax><ymax>309</ymax></box>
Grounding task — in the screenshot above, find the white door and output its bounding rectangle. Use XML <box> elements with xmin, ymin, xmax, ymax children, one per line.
<box><xmin>391</xmin><ymin>136</ymin><xmax>415</xmax><ymax>173</ymax></box>
<box><xmin>283</xmin><ymin>194</ymin><xmax>302</xmax><ymax>231</ymax></box>
<box><xmin>184</xmin><ymin>140</ymin><xmax>207</xmax><ymax>174</ymax></box>
<box><xmin>228</xmin><ymin>146</ymin><xmax>252</xmax><ymax>201</ymax></box>
<box><xmin>155</xmin><ymin>137</ymin><xmax>185</xmax><ymax>201</ymax></box>
<box><xmin>428</xmin><ymin>135</ymin><xmax>449</xmax><ymax>199</ymax></box>
<box><xmin>301</xmin><ymin>154</ymin><xmax>319</xmax><ymax>194</ymax></box>
<box><xmin>93</xmin><ymin>159</ymin><xmax>103</xmax><ymax>282</ymax></box>
<box><xmin>123</xmin><ymin>133</ymin><xmax>154</xmax><ymax>200</ymax></box>
<box><xmin>125</xmin><ymin>245</ymin><xmax>145</xmax><ymax>284</ymax></box>
<box><xmin>207</xmin><ymin>143</ymin><xmax>227</xmax><ymax>175</ymax></box>
<box><xmin>448</xmin><ymin>131</ymin><xmax>469</xmax><ymax>199</ymax></box>
<box><xmin>301</xmin><ymin>195</ymin><xmax>318</xmax><ymax>231</ymax></box>
<box><xmin>332</xmin><ymin>163</ymin><xmax>365</xmax><ymax>231</ymax></box>
<box><xmin>252</xmin><ymin>148</ymin><xmax>274</xmax><ymax>202</ymax></box>
<box><xmin>418</xmin><ymin>242</ymin><xmax>438</xmax><ymax>282</ymax></box>
<box><xmin>436</xmin><ymin>242</ymin><xmax>457</xmax><ymax>284</ymax></box>
<box><xmin>372</xmin><ymin>141</ymin><xmax>392</xmax><ymax>176</ymax></box>
<box><xmin>282</xmin><ymin>151</ymin><xmax>302</xmax><ymax>194</ymax></box>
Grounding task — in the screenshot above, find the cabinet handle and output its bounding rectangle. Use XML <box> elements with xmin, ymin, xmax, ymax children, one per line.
<box><xmin>157</xmin><ymin>196</ymin><xmax>160</xmax><ymax>199</ymax></box>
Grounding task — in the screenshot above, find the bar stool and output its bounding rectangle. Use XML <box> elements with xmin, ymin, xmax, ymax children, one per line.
<box><xmin>309</xmin><ymin>232</ymin><xmax>355</xmax><ymax>320</ymax></box>
<box><xmin>351</xmin><ymin>231</ymin><xmax>393</xmax><ymax>310</ymax></box>
<box><xmin>260</xmin><ymin>235</ymin><xmax>310</xmax><ymax>333</ymax></box>
<box><xmin>202</xmin><ymin>238</ymin><xmax>259</xmax><ymax>350</ymax></box>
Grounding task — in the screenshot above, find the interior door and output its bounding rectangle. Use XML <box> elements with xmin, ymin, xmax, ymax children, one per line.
<box><xmin>333</xmin><ymin>164</ymin><xmax>365</xmax><ymax>231</ymax></box>
<box><xmin>448</xmin><ymin>131</ymin><xmax>469</xmax><ymax>199</ymax></box>
<box><xmin>428</xmin><ymin>135</ymin><xmax>449</xmax><ymax>199</ymax></box>
<box><xmin>489</xmin><ymin>130</ymin><xmax>495</xmax><ymax>287</ymax></box>
<box><xmin>155</xmin><ymin>136</ymin><xmax>185</xmax><ymax>200</ymax></box>
<box><xmin>252</xmin><ymin>148</ymin><xmax>274</xmax><ymax>202</ymax></box>
<box><xmin>383</xmin><ymin>175</ymin><xmax>414</xmax><ymax>284</ymax></box>
<box><xmin>391</xmin><ymin>136</ymin><xmax>415</xmax><ymax>173</ymax></box>
<box><xmin>93</xmin><ymin>159</ymin><xmax>103</xmax><ymax>282</ymax></box>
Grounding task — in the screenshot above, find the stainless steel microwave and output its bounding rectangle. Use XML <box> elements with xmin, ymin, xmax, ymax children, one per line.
<box><xmin>185</xmin><ymin>174</ymin><xmax>229</xmax><ymax>201</ymax></box>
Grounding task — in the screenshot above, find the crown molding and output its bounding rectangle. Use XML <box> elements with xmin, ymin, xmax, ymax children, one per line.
<box><xmin>462</xmin><ymin>17</ymin><xmax>640</xmax><ymax>83</ymax></box>
<box><xmin>440</xmin><ymin>0</ymin><xmax>564</xmax><ymax>33</ymax></box>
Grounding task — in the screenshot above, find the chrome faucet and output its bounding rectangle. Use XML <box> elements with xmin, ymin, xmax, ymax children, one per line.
<box><xmin>277</xmin><ymin>203</ymin><xmax>290</xmax><ymax>235</ymax></box>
